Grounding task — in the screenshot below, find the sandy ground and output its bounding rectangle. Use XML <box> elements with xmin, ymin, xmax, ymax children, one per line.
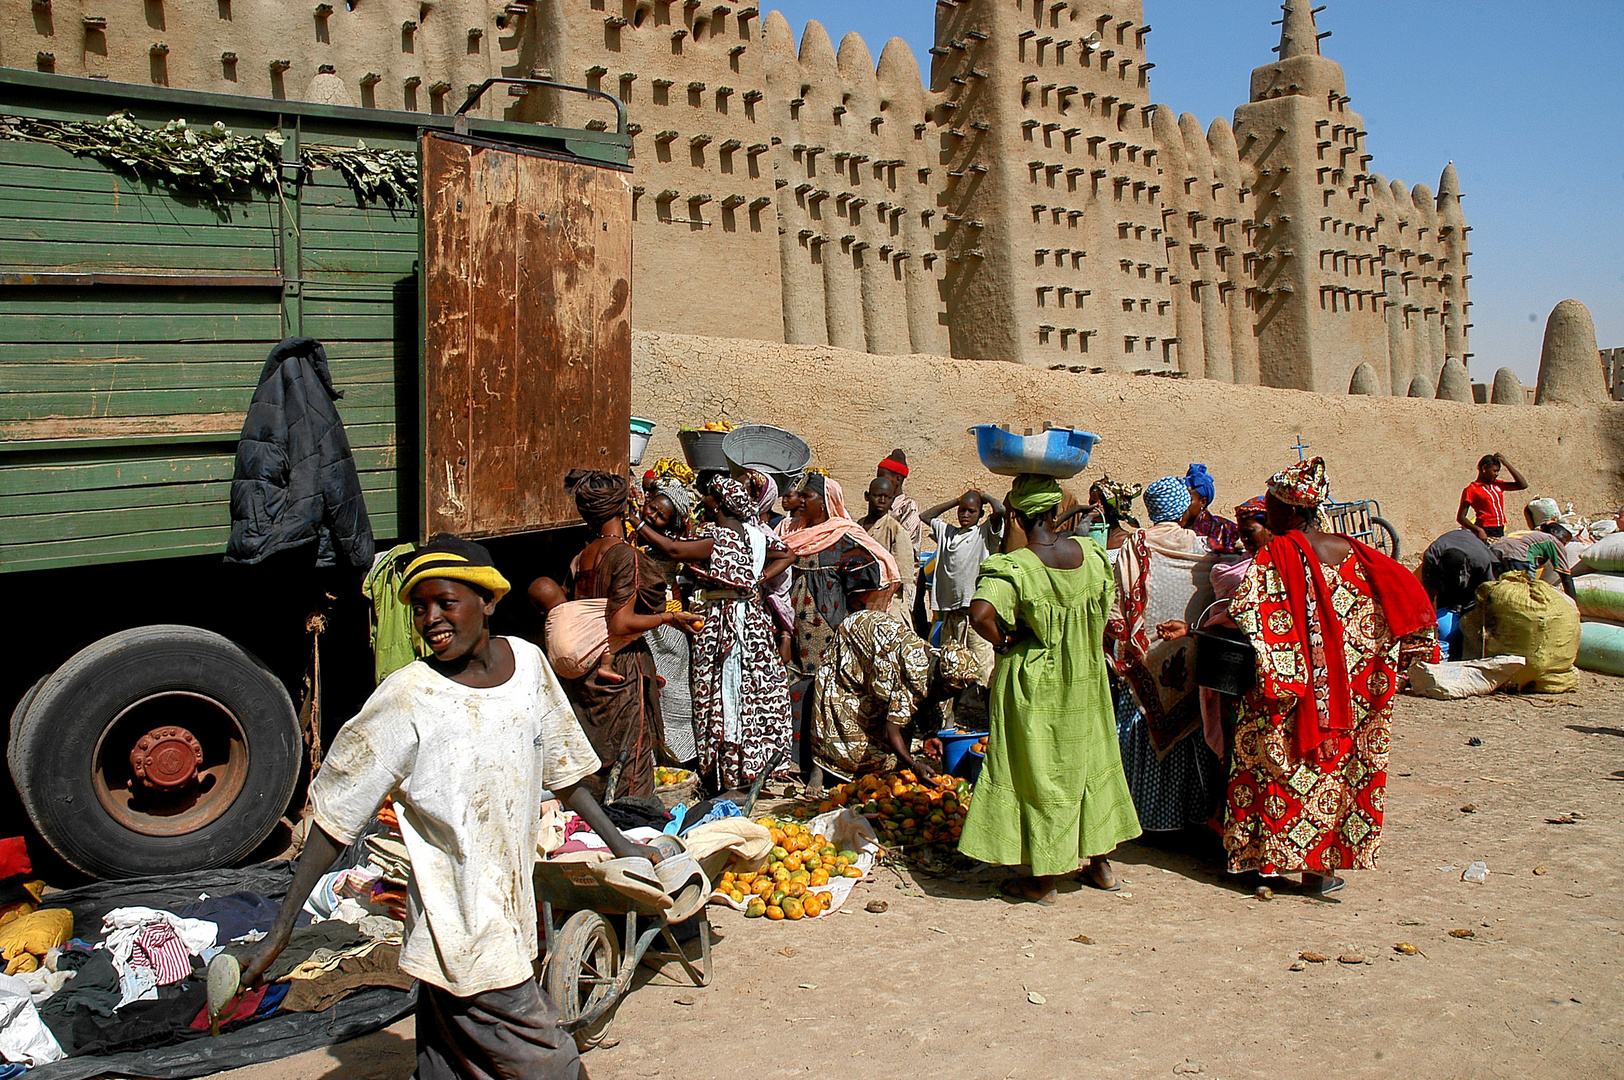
<box><xmin>218</xmin><ymin>674</ymin><xmax>1624</xmax><ymax>1080</ymax></box>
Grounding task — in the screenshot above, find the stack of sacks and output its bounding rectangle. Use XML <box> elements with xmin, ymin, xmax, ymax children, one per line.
<box><xmin>1572</xmin><ymin>533</ymin><xmax>1624</xmax><ymax>676</ymax></box>
<box><xmin>1460</xmin><ymin>572</ymin><xmax>1581</xmax><ymax>693</ymax></box>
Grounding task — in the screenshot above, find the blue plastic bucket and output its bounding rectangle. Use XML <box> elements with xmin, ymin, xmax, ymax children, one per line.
<box><xmin>961</xmin><ymin>746</ymin><xmax>985</xmax><ymax>784</ymax></box>
<box><xmin>629</xmin><ymin>417</ymin><xmax>656</xmax><ymax>467</ymax></box>
<box><xmin>938</xmin><ymin>729</ymin><xmax>987</xmax><ymax>777</ymax></box>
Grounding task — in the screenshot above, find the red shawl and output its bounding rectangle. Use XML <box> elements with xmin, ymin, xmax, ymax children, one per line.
<box><xmin>1268</xmin><ymin>531</ymin><xmax>1435</xmax><ymax>756</ymax></box>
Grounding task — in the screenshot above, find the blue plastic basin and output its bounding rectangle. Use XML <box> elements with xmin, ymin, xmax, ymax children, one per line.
<box><xmin>938</xmin><ymin>729</ymin><xmax>987</xmax><ymax>777</ymax></box>
<box><xmin>970</xmin><ymin>424</ymin><xmax>1098</xmax><ymax>478</ymax></box>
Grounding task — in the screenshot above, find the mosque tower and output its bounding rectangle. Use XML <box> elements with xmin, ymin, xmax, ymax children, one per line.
<box><xmin>932</xmin><ymin>0</ymin><xmax>1175</xmax><ymax>369</ymax></box>
<box><xmin>1231</xmin><ymin>2</ymin><xmax>1464</xmax><ymax>395</ymax></box>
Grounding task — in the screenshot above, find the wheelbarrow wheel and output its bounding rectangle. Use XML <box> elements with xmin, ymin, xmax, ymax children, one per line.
<box><xmin>1370</xmin><ymin>516</ymin><xmax>1400</xmax><ymax>560</ymax></box>
<box><xmin>543</xmin><ymin>910</ymin><xmax>622</xmax><ymax>1051</ymax></box>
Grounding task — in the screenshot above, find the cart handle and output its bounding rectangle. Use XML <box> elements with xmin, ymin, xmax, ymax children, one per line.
<box><xmin>454</xmin><ymin>78</ymin><xmax>628</xmax><ymax>136</ymax></box>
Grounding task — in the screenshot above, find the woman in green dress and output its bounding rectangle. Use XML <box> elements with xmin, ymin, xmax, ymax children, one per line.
<box><xmin>959</xmin><ymin>474</ymin><xmax>1142</xmax><ymax>904</ymax></box>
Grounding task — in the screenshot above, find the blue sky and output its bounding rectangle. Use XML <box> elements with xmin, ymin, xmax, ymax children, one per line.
<box><xmin>764</xmin><ymin>1</ymin><xmax>1624</xmax><ymax>385</ymax></box>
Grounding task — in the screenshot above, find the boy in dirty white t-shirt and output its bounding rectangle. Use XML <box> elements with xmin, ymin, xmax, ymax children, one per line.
<box><xmin>239</xmin><ymin>535</ymin><xmax>661</xmax><ymax>1080</ymax></box>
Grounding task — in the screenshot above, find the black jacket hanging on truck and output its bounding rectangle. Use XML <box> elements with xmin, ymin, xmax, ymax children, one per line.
<box><xmin>225</xmin><ymin>337</ymin><xmax>376</xmax><ymax>569</ymax></box>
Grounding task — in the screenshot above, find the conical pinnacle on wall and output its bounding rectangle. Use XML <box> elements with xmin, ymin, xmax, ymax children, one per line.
<box><xmin>1272</xmin><ymin>3</ymin><xmax>1328</xmax><ymax>59</ymax></box>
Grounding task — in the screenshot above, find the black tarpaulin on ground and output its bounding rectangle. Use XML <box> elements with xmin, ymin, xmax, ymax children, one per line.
<box><xmin>46</xmin><ymin>861</ymin><xmax>296</xmax><ymax>938</ymax></box>
<box><xmin>27</xmin><ymin>986</ymin><xmax>415</xmax><ymax>1080</ymax></box>
<box><xmin>30</xmin><ymin>861</ymin><xmax>415</xmax><ymax>1080</ymax></box>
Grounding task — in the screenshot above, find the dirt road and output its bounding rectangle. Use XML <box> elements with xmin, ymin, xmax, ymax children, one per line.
<box><xmin>220</xmin><ymin>675</ymin><xmax>1624</xmax><ymax>1080</ymax></box>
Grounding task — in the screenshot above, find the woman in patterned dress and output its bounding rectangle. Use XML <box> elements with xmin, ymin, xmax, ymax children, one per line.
<box><xmin>778</xmin><ymin>473</ymin><xmax>902</xmax><ymax>771</ymax></box>
<box><xmin>638</xmin><ymin>476</ymin><xmax>795</xmax><ymax>792</ymax></box>
<box><xmin>1105</xmin><ymin>476</ymin><xmax>1228</xmax><ymax>833</ymax></box>
<box><xmin>810</xmin><ymin>608</ymin><xmax>978</xmax><ymax>779</ymax></box>
<box><xmin>1224</xmin><ymin>458</ymin><xmax>1438</xmax><ymax>895</ymax></box>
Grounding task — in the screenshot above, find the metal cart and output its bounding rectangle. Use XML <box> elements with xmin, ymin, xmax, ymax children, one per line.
<box><xmin>1324</xmin><ymin>499</ymin><xmax>1400</xmax><ymax>558</ymax></box>
<box><xmin>534</xmin><ymin>857</ymin><xmax>712</xmax><ymax>1050</ymax></box>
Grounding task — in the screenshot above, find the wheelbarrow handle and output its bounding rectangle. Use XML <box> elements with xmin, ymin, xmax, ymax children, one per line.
<box><xmin>743</xmin><ymin>749</ymin><xmax>787</xmax><ymax>816</ymax></box>
<box><xmin>604</xmin><ymin>750</ymin><xmax>631</xmax><ymax>803</ymax></box>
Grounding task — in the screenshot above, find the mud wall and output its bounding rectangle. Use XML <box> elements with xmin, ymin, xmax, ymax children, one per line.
<box><xmin>631</xmin><ymin>331</ymin><xmax>1624</xmax><ymax>553</ymax></box>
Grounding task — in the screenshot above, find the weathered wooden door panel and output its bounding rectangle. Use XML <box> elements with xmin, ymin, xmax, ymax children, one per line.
<box><xmin>420</xmin><ymin>132</ymin><xmax>631</xmax><ymax>540</ymax></box>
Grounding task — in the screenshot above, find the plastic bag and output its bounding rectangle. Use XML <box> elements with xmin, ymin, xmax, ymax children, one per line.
<box><xmin>1572</xmin><ymin>573</ymin><xmax>1624</xmax><ymax>623</ymax></box>
<box><xmin>1576</xmin><ymin>533</ymin><xmax>1624</xmax><ymax>573</ymax></box>
<box><xmin>1460</xmin><ymin>572</ymin><xmax>1580</xmax><ymax>693</ymax></box>
<box><xmin>1577</xmin><ymin>620</ymin><xmax>1624</xmax><ymax>677</ymax></box>
<box><xmin>1405</xmin><ymin>655</ymin><xmax>1526</xmax><ymax>699</ymax></box>
<box><xmin>711</xmin><ymin>809</ymin><xmax>879</xmax><ymax>917</ymax></box>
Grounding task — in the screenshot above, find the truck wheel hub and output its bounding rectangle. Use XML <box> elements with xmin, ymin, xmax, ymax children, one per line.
<box><xmin>130</xmin><ymin>726</ymin><xmax>204</xmax><ymax>790</ymax></box>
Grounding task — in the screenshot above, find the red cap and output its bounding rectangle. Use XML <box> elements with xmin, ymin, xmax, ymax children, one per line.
<box><xmin>878</xmin><ymin>457</ymin><xmax>909</xmax><ymax>478</ymax></box>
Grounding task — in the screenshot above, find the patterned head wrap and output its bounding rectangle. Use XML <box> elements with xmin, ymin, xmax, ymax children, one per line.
<box><xmin>650</xmin><ymin>457</ymin><xmax>695</xmax><ymax>486</ymax></box>
<box><xmin>1008</xmin><ymin>474</ymin><xmax>1064</xmax><ymax>518</ymax></box>
<box><xmin>1184</xmin><ymin>463</ymin><xmax>1216</xmax><ymax>504</ymax></box>
<box><xmin>1234</xmin><ymin>496</ymin><xmax>1268</xmax><ymax>523</ymax></box>
<box><xmin>397</xmin><ymin>534</ymin><xmax>511</xmax><ymax>603</ymax></box>
<box><xmin>567</xmin><ymin>469</ymin><xmax>631</xmax><ymax>526</ymax></box>
<box><xmin>1267</xmin><ymin>456</ymin><xmax>1330</xmax><ymax>508</ymax></box>
<box><xmin>1090</xmin><ymin>476</ymin><xmax>1142</xmax><ymax>519</ymax></box>
<box><xmin>743</xmin><ymin>469</ymin><xmax>779</xmax><ymax>522</ymax></box>
<box><xmin>651</xmin><ymin>478</ymin><xmax>694</xmax><ymax>519</ymax></box>
<box><xmin>794</xmin><ymin>471</ymin><xmax>828</xmax><ymax>500</ymax></box>
<box><xmin>1525</xmin><ymin>497</ymin><xmax>1561</xmax><ymax>527</ymax></box>
<box><xmin>1143</xmin><ymin>476</ymin><xmax>1193</xmax><ymax>524</ymax></box>
<box><xmin>934</xmin><ymin>640</ymin><xmax>980</xmax><ymax>688</ymax></box>
<box><xmin>710</xmin><ymin>476</ymin><xmax>758</xmax><ymax>520</ymax></box>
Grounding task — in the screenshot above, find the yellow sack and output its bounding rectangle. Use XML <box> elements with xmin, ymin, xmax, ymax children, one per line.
<box><xmin>0</xmin><ymin>906</ymin><xmax>72</xmax><ymax>975</ymax></box>
<box><xmin>1461</xmin><ymin>572</ymin><xmax>1580</xmax><ymax>693</ymax></box>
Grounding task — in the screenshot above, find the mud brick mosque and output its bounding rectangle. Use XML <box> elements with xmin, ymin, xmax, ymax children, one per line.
<box><xmin>6</xmin><ymin>1</ymin><xmax>1493</xmax><ymax>397</ymax></box>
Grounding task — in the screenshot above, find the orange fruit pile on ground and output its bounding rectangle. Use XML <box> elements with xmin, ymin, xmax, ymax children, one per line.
<box><xmin>796</xmin><ymin>770</ymin><xmax>972</xmax><ymax>850</ymax></box>
<box><xmin>719</xmin><ymin>818</ymin><xmax>862</xmax><ymax>922</ymax></box>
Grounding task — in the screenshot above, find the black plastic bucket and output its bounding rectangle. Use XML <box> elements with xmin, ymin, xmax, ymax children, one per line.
<box><xmin>1193</xmin><ymin>627</ymin><xmax>1256</xmax><ymax>696</ymax></box>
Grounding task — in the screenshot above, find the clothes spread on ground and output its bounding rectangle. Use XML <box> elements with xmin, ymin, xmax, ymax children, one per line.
<box><xmin>929</xmin><ymin>517</ymin><xmax>1001</xmax><ymax>613</ymax></box>
<box><xmin>958</xmin><ymin>545</ymin><xmax>1142</xmax><ymax>878</ymax></box>
<box><xmin>99</xmin><ymin>909</ymin><xmax>214</xmax><ymax>988</ymax></box>
<box><xmin>362</xmin><ymin>542</ymin><xmax>430</xmax><ymax>683</ymax></box>
<box><xmin>174</xmin><ymin>893</ymin><xmax>278</xmax><ymax>944</ymax></box>
<box><xmin>0</xmin><ymin>972</ymin><xmax>65</xmax><ymax>1065</ymax></box>
<box><xmin>224</xmin><ymin>336</ymin><xmax>374</xmax><ymax>569</ymax></box>
<box><xmin>1420</xmin><ymin>529</ymin><xmax>1496</xmax><ymax>613</ymax></box>
<box><xmin>277</xmin><ymin>944</ymin><xmax>414</xmax><ymax>1013</ymax></box>
<box><xmin>36</xmin><ymin>948</ymin><xmax>120</xmax><ymax>1052</ymax></box>
<box><xmin>0</xmin><ymin>908</ymin><xmax>71</xmax><ymax>975</ymax></box>
<box><xmin>602</xmin><ymin>798</ymin><xmax>672</xmax><ymax>833</ymax></box>
<box><xmin>309</xmin><ymin>636</ymin><xmax>600</xmax><ymax>996</ymax></box>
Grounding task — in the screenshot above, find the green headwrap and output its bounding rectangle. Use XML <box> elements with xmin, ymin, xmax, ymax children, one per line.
<box><xmin>1009</xmin><ymin>474</ymin><xmax>1063</xmax><ymax>517</ymax></box>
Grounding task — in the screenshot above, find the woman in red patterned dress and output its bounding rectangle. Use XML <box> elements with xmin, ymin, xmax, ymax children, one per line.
<box><xmin>1224</xmin><ymin>458</ymin><xmax>1438</xmax><ymax>895</ymax></box>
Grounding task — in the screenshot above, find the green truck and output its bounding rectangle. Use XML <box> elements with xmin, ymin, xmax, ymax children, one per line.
<box><xmin>1</xmin><ymin>69</ymin><xmax>634</xmax><ymax>879</ymax></box>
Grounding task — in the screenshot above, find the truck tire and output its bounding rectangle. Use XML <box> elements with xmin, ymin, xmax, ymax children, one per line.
<box><xmin>8</xmin><ymin>625</ymin><xmax>302</xmax><ymax>879</ymax></box>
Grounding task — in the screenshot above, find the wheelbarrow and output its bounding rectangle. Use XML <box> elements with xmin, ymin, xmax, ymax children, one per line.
<box><xmin>535</xmin><ymin>853</ymin><xmax>712</xmax><ymax>1051</ymax></box>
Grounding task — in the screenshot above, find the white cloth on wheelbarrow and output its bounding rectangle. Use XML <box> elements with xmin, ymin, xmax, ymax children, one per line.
<box><xmin>540</xmin><ymin>853</ymin><xmax>670</xmax><ymax>910</ymax></box>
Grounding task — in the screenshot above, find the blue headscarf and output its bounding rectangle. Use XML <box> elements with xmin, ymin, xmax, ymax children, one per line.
<box><xmin>1184</xmin><ymin>463</ymin><xmax>1216</xmax><ymax>504</ymax></box>
<box><xmin>1143</xmin><ymin>476</ymin><xmax>1192</xmax><ymax>524</ymax></box>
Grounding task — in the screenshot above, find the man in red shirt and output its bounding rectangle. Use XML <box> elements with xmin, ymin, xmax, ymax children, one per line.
<box><xmin>1456</xmin><ymin>453</ymin><xmax>1527</xmax><ymax>542</ymax></box>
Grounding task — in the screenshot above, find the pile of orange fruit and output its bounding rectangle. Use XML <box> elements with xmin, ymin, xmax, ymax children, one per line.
<box><xmin>718</xmin><ymin>818</ymin><xmax>862</xmax><ymax>921</ymax></box>
<box><xmin>795</xmin><ymin>770</ymin><xmax>972</xmax><ymax>849</ymax></box>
